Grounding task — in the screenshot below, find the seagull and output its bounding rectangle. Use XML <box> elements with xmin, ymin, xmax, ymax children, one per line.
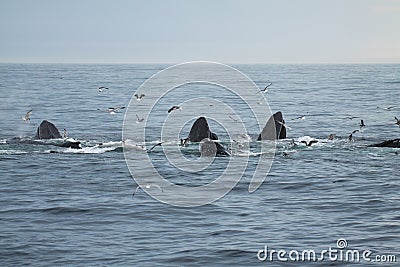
<box><xmin>293</xmin><ymin>115</ymin><xmax>306</xmax><ymax>120</ymax></box>
<box><xmin>62</xmin><ymin>129</ymin><xmax>68</xmax><ymax>139</ymax></box>
<box><xmin>257</xmin><ymin>81</ymin><xmax>272</xmax><ymax>94</ymax></box>
<box><xmin>132</xmin><ymin>184</ymin><xmax>163</xmax><ymax>198</ymax></box>
<box><xmin>300</xmin><ymin>139</ymin><xmax>318</xmax><ymax>146</ymax></box>
<box><xmin>395</xmin><ymin>117</ymin><xmax>400</xmax><ymax>126</ymax></box>
<box><xmin>180</xmin><ymin>138</ymin><xmax>189</xmax><ymax>147</ymax></box>
<box><xmin>134</xmin><ymin>93</ymin><xmax>145</xmax><ymax>101</ymax></box>
<box><xmin>21</xmin><ymin>109</ymin><xmax>32</xmax><ymax>122</ymax></box>
<box><xmin>136</xmin><ymin>114</ymin><xmax>144</xmax><ymax>123</ymax></box>
<box><xmin>147</xmin><ymin>142</ymin><xmax>163</xmax><ymax>152</ymax></box>
<box><xmin>359</xmin><ymin>119</ymin><xmax>366</xmax><ymax>129</ymax></box>
<box><xmin>342</xmin><ymin>116</ymin><xmax>360</xmax><ymax>120</ymax></box>
<box><xmin>348</xmin><ymin>129</ymin><xmax>359</xmax><ymax>141</ymax></box>
<box><xmin>228</xmin><ymin>115</ymin><xmax>239</xmax><ymax>123</ymax></box>
<box><xmin>168</xmin><ymin>106</ymin><xmax>182</xmax><ymax>113</ymax></box>
<box><xmin>277</xmin><ymin>121</ymin><xmax>292</xmax><ymax>130</ymax></box>
<box><xmin>377</xmin><ymin>106</ymin><xmax>395</xmax><ymax>111</ymax></box>
<box><xmin>98</xmin><ymin>86</ymin><xmax>109</xmax><ymax>92</ymax></box>
<box><xmin>97</xmin><ymin>106</ymin><xmax>125</xmax><ymax>115</ymax></box>
<box><xmin>327</xmin><ymin>134</ymin><xmax>336</xmax><ymax>140</ymax></box>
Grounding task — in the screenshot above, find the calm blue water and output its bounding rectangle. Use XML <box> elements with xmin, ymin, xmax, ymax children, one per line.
<box><xmin>0</xmin><ymin>63</ymin><xmax>399</xmax><ymax>266</ymax></box>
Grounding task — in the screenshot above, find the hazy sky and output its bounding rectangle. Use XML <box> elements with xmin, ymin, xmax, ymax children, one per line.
<box><xmin>0</xmin><ymin>0</ymin><xmax>399</xmax><ymax>63</ymax></box>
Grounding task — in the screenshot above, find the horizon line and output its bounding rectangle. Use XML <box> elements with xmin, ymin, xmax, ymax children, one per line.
<box><xmin>0</xmin><ymin>61</ymin><xmax>399</xmax><ymax>65</ymax></box>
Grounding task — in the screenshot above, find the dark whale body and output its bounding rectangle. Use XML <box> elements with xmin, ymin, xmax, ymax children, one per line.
<box><xmin>6</xmin><ymin>137</ymin><xmax>81</xmax><ymax>149</ymax></box>
<box><xmin>6</xmin><ymin>120</ymin><xmax>81</xmax><ymax>149</ymax></box>
<box><xmin>188</xmin><ymin>117</ymin><xmax>218</xmax><ymax>142</ymax></box>
<box><xmin>257</xmin><ymin>111</ymin><xmax>286</xmax><ymax>141</ymax></box>
<box><xmin>35</xmin><ymin>120</ymin><xmax>62</xmax><ymax>139</ymax></box>
<box><xmin>369</xmin><ymin>139</ymin><xmax>400</xmax><ymax>148</ymax></box>
<box><xmin>187</xmin><ymin>117</ymin><xmax>229</xmax><ymax>156</ymax></box>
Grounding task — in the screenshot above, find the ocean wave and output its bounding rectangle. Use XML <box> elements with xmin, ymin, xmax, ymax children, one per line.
<box><xmin>0</xmin><ymin>149</ymin><xmax>28</xmax><ymax>155</ymax></box>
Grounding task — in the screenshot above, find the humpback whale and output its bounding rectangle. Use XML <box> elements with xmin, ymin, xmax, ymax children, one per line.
<box><xmin>257</xmin><ymin>111</ymin><xmax>287</xmax><ymax>140</ymax></box>
<box><xmin>35</xmin><ymin>120</ymin><xmax>62</xmax><ymax>139</ymax></box>
<box><xmin>34</xmin><ymin>120</ymin><xmax>81</xmax><ymax>148</ymax></box>
<box><xmin>369</xmin><ymin>139</ymin><xmax>400</xmax><ymax>148</ymax></box>
<box><xmin>5</xmin><ymin>120</ymin><xmax>81</xmax><ymax>149</ymax></box>
<box><xmin>186</xmin><ymin>117</ymin><xmax>229</xmax><ymax>156</ymax></box>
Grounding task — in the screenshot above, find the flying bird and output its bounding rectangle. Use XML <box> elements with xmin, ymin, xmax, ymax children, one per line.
<box><xmin>301</xmin><ymin>139</ymin><xmax>318</xmax><ymax>146</ymax></box>
<box><xmin>359</xmin><ymin>119</ymin><xmax>366</xmax><ymax>129</ymax></box>
<box><xmin>257</xmin><ymin>81</ymin><xmax>272</xmax><ymax>94</ymax></box>
<box><xmin>21</xmin><ymin>109</ymin><xmax>32</xmax><ymax>122</ymax></box>
<box><xmin>136</xmin><ymin>114</ymin><xmax>144</xmax><ymax>123</ymax></box>
<box><xmin>395</xmin><ymin>117</ymin><xmax>400</xmax><ymax>126</ymax></box>
<box><xmin>98</xmin><ymin>86</ymin><xmax>109</xmax><ymax>92</ymax></box>
<box><xmin>97</xmin><ymin>106</ymin><xmax>125</xmax><ymax>115</ymax></box>
<box><xmin>168</xmin><ymin>106</ymin><xmax>182</xmax><ymax>113</ymax></box>
<box><xmin>348</xmin><ymin>129</ymin><xmax>359</xmax><ymax>141</ymax></box>
<box><xmin>377</xmin><ymin>106</ymin><xmax>395</xmax><ymax>111</ymax></box>
<box><xmin>134</xmin><ymin>93</ymin><xmax>145</xmax><ymax>101</ymax></box>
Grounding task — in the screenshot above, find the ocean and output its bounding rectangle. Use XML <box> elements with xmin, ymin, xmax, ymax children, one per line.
<box><xmin>0</xmin><ymin>63</ymin><xmax>399</xmax><ymax>266</ymax></box>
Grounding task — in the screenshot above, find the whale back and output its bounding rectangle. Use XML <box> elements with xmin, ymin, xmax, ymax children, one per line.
<box><xmin>257</xmin><ymin>111</ymin><xmax>286</xmax><ymax>140</ymax></box>
<box><xmin>188</xmin><ymin>117</ymin><xmax>213</xmax><ymax>142</ymax></box>
<box><xmin>35</xmin><ymin>120</ymin><xmax>62</xmax><ymax>139</ymax></box>
<box><xmin>369</xmin><ymin>139</ymin><xmax>400</xmax><ymax>148</ymax></box>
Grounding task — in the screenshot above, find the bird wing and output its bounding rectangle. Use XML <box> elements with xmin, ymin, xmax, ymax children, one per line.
<box><xmin>264</xmin><ymin>82</ymin><xmax>272</xmax><ymax>90</ymax></box>
<box><xmin>114</xmin><ymin>106</ymin><xmax>125</xmax><ymax>112</ymax></box>
<box><xmin>147</xmin><ymin>142</ymin><xmax>162</xmax><ymax>152</ymax></box>
<box><xmin>167</xmin><ymin>107</ymin><xmax>174</xmax><ymax>113</ymax></box>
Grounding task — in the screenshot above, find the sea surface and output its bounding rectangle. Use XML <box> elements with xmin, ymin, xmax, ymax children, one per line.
<box><xmin>0</xmin><ymin>63</ymin><xmax>399</xmax><ymax>266</ymax></box>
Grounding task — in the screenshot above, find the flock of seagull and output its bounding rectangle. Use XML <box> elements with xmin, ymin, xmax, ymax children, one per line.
<box><xmin>20</xmin><ymin>84</ymin><xmax>400</xmax><ymax>146</ymax></box>
<box><xmin>17</xmin><ymin>83</ymin><xmax>400</xmax><ymax>199</ymax></box>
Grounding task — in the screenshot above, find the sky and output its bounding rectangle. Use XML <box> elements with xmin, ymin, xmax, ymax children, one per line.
<box><xmin>0</xmin><ymin>0</ymin><xmax>399</xmax><ymax>64</ymax></box>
